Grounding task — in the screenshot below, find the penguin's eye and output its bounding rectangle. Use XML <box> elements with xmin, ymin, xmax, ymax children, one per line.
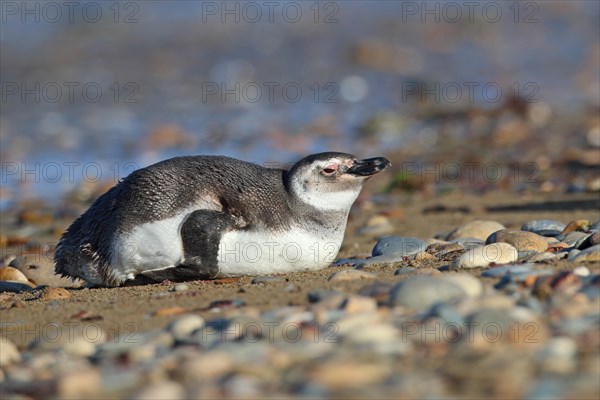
<box><xmin>321</xmin><ymin>164</ymin><xmax>338</xmax><ymax>176</ymax></box>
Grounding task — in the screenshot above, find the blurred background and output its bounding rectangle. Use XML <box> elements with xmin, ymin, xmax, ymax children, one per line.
<box><xmin>1</xmin><ymin>0</ymin><xmax>599</xmax><ymax>210</ymax></box>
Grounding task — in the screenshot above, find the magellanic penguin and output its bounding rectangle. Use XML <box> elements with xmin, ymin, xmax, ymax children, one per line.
<box><xmin>55</xmin><ymin>152</ymin><xmax>390</xmax><ymax>286</ymax></box>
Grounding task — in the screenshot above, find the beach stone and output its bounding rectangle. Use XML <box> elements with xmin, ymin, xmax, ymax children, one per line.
<box><xmin>525</xmin><ymin>252</ymin><xmax>558</xmax><ymax>262</ymax></box>
<box><xmin>450</xmin><ymin>238</ymin><xmax>485</xmax><ymax>250</ymax></box>
<box><xmin>172</xmin><ymin>283</ymin><xmax>189</xmax><ymax>292</ymax></box>
<box><xmin>572</xmin><ymin>245</ymin><xmax>600</xmax><ymax>262</ymax></box>
<box><xmin>40</xmin><ymin>287</ymin><xmax>71</xmax><ymax>300</ymax></box>
<box><xmin>30</xmin><ymin>324</ymin><xmax>106</xmax><ymax>357</ymax></box>
<box><xmin>452</xmin><ymin>243</ymin><xmax>518</xmax><ymax>269</ymax></box>
<box><xmin>442</xmin><ymin>274</ymin><xmax>483</xmax><ymax>298</ymax></box>
<box><xmin>0</xmin><ymin>339</ymin><xmax>21</xmax><ymax>367</ymax></box>
<box><xmin>251</xmin><ymin>276</ymin><xmax>286</xmax><ymax>284</ymax></box>
<box><xmin>561</xmin><ymin>219</ymin><xmax>591</xmax><ymax>234</ymax></box>
<box><xmin>446</xmin><ymin>220</ymin><xmax>505</xmax><ymax>241</ymax></box>
<box><xmin>308</xmin><ymin>360</ymin><xmax>389</xmax><ymax>390</ymax></box>
<box><xmin>536</xmin><ymin>337</ymin><xmax>577</xmax><ymax>374</ymax></box>
<box><xmin>590</xmin><ymin>220</ymin><xmax>600</xmax><ymax>232</ymax></box>
<box><xmin>0</xmin><ymin>266</ymin><xmax>29</xmax><ymax>283</ymax></box>
<box><xmin>0</xmin><ymin>281</ymin><xmax>35</xmax><ymax>293</ymax></box>
<box><xmin>522</xmin><ymin>220</ymin><xmax>566</xmax><ymax>237</ymax></box>
<box><xmin>342</xmin><ymin>295</ymin><xmax>378</xmax><ymax>313</ymax></box>
<box><xmin>590</xmin><ymin>232</ymin><xmax>600</xmax><ymax>246</ymax></box>
<box><xmin>9</xmin><ymin>255</ymin><xmax>79</xmax><ymax>287</ymax></box>
<box><xmin>169</xmin><ymin>314</ymin><xmax>205</xmax><ymax>341</ymax></box>
<box><xmin>562</xmin><ymin>231</ymin><xmax>592</xmax><ymax>247</ymax></box>
<box><xmin>133</xmin><ymin>381</ymin><xmax>186</xmax><ymax>400</ymax></box>
<box><xmin>486</xmin><ymin>230</ymin><xmax>548</xmax><ymax>252</ymax></box>
<box><xmin>414</xmin><ymin>251</ymin><xmax>436</xmax><ymax>261</ymax></box>
<box><xmin>372</xmin><ymin>236</ymin><xmax>427</xmax><ymax>258</ymax></box>
<box><xmin>390</xmin><ymin>276</ymin><xmax>467</xmax><ymax>309</ymax></box>
<box><xmin>328</xmin><ymin>269</ymin><xmax>376</xmax><ymax>282</ymax></box>
<box><xmin>57</xmin><ymin>368</ymin><xmax>102</xmax><ymax>398</ymax></box>
<box><xmin>181</xmin><ymin>351</ymin><xmax>235</xmax><ymax>381</ymax></box>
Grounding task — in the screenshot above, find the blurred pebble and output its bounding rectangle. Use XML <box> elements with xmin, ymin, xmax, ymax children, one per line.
<box><xmin>390</xmin><ymin>276</ymin><xmax>466</xmax><ymax>309</ymax></box>
<box><xmin>0</xmin><ymin>281</ymin><xmax>35</xmax><ymax>293</ymax></box>
<box><xmin>451</xmin><ymin>243</ymin><xmax>518</xmax><ymax>269</ymax></box>
<box><xmin>573</xmin><ymin>266</ymin><xmax>590</xmax><ymax>276</ymax></box>
<box><xmin>441</xmin><ymin>274</ymin><xmax>483</xmax><ymax>297</ymax></box>
<box><xmin>0</xmin><ymin>267</ymin><xmax>29</xmax><ymax>283</ymax></box>
<box><xmin>414</xmin><ymin>251</ymin><xmax>436</xmax><ymax>261</ymax></box>
<box><xmin>56</xmin><ymin>369</ymin><xmax>102</xmax><ymax>398</ymax></box>
<box><xmin>328</xmin><ymin>269</ymin><xmax>376</xmax><ymax>282</ymax></box>
<box><xmin>133</xmin><ymin>381</ymin><xmax>186</xmax><ymax>400</ymax></box>
<box><xmin>39</xmin><ymin>287</ymin><xmax>70</xmax><ymax>300</ymax></box>
<box><xmin>571</xmin><ymin>245</ymin><xmax>600</xmax><ymax>262</ymax></box>
<box><xmin>450</xmin><ymin>238</ymin><xmax>485</xmax><ymax>250</ymax></box>
<box><xmin>252</xmin><ymin>276</ymin><xmax>286</xmax><ymax>284</ymax></box>
<box><xmin>9</xmin><ymin>255</ymin><xmax>79</xmax><ymax>287</ymax></box>
<box><xmin>521</xmin><ymin>220</ymin><xmax>565</xmax><ymax>236</ymax></box>
<box><xmin>0</xmin><ymin>339</ymin><xmax>21</xmax><ymax>367</ymax></box>
<box><xmin>342</xmin><ymin>295</ymin><xmax>378</xmax><ymax>313</ymax></box>
<box><xmin>172</xmin><ymin>283</ymin><xmax>189</xmax><ymax>292</ymax></box>
<box><xmin>446</xmin><ymin>220</ymin><xmax>505</xmax><ymax>241</ymax></box>
<box><xmin>372</xmin><ymin>236</ymin><xmax>427</xmax><ymax>258</ymax></box>
<box><xmin>168</xmin><ymin>314</ymin><xmax>205</xmax><ymax>341</ymax></box>
<box><xmin>486</xmin><ymin>229</ymin><xmax>548</xmax><ymax>252</ymax></box>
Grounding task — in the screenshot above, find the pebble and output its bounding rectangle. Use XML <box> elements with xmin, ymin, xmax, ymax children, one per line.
<box><xmin>481</xmin><ymin>264</ymin><xmax>537</xmax><ymax>278</ymax></box>
<box><xmin>372</xmin><ymin>236</ymin><xmax>427</xmax><ymax>259</ymax></box>
<box><xmin>451</xmin><ymin>243</ymin><xmax>518</xmax><ymax>269</ymax></box>
<box><xmin>414</xmin><ymin>251</ymin><xmax>436</xmax><ymax>261</ymax></box>
<box><xmin>30</xmin><ymin>324</ymin><xmax>106</xmax><ymax>357</ymax></box>
<box><xmin>524</xmin><ymin>252</ymin><xmax>558</xmax><ymax>262</ymax></box>
<box><xmin>450</xmin><ymin>237</ymin><xmax>485</xmax><ymax>250</ymax></box>
<box><xmin>486</xmin><ymin>229</ymin><xmax>548</xmax><ymax>252</ymax></box>
<box><xmin>521</xmin><ymin>220</ymin><xmax>566</xmax><ymax>237</ymax></box>
<box><xmin>57</xmin><ymin>369</ymin><xmax>102</xmax><ymax>398</ymax></box>
<box><xmin>168</xmin><ymin>314</ymin><xmax>205</xmax><ymax>341</ymax></box>
<box><xmin>133</xmin><ymin>381</ymin><xmax>186</xmax><ymax>400</ymax></box>
<box><xmin>342</xmin><ymin>295</ymin><xmax>378</xmax><ymax>313</ymax></box>
<box><xmin>9</xmin><ymin>255</ymin><xmax>79</xmax><ymax>287</ymax></box>
<box><xmin>441</xmin><ymin>274</ymin><xmax>483</xmax><ymax>298</ymax></box>
<box><xmin>172</xmin><ymin>283</ymin><xmax>189</xmax><ymax>292</ymax></box>
<box><xmin>0</xmin><ymin>266</ymin><xmax>29</xmax><ymax>283</ymax></box>
<box><xmin>328</xmin><ymin>269</ymin><xmax>376</xmax><ymax>282</ymax></box>
<box><xmin>308</xmin><ymin>360</ymin><xmax>389</xmax><ymax>390</ymax></box>
<box><xmin>0</xmin><ymin>281</ymin><xmax>35</xmax><ymax>293</ymax></box>
<box><xmin>446</xmin><ymin>220</ymin><xmax>505</xmax><ymax>241</ymax></box>
<box><xmin>571</xmin><ymin>245</ymin><xmax>600</xmax><ymax>262</ymax></box>
<box><xmin>0</xmin><ymin>339</ymin><xmax>21</xmax><ymax>367</ymax></box>
<box><xmin>252</xmin><ymin>276</ymin><xmax>287</xmax><ymax>284</ymax></box>
<box><xmin>390</xmin><ymin>276</ymin><xmax>467</xmax><ymax>309</ymax></box>
<box><xmin>39</xmin><ymin>287</ymin><xmax>71</xmax><ymax>300</ymax></box>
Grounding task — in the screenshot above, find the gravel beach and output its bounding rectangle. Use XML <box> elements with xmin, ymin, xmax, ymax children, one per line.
<box><xmin>1</xmin><ymin>190</ymin><xmax>599</xmax><ymax>399</ymax></box>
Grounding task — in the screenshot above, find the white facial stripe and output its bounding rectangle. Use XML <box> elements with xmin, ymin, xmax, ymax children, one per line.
<box><xmin>291</xmin><ymin>178</ymin><xmax>362</xmax><ymax>211</ymax></box>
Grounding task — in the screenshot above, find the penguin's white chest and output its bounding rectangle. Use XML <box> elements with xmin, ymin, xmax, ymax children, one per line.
<box><xmin>112</xmin><ymin>214</ymin><xmax>345</xmax><ymax>280</ymax></box>
<box><xmin>216</xmin><ymin>228</ymin><xmax>343</xmax><ymax>277</ymax></box>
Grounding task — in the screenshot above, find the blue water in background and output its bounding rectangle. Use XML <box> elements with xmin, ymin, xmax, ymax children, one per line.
<box><xmin>1</xmin><ymin>1</ymin><xmax>599</xmax><ymax>208</ymax></box>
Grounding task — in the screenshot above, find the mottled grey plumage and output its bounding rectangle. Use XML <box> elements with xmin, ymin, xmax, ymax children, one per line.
<box><xmin>55</xmin><ymin>152</ymin><xmax>390</xmax><ymax>286</ymax></box>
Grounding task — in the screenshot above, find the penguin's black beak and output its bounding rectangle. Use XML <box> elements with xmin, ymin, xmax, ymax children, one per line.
<box><xmin>346</xmin><ymin>157</ymin><xmax>391</xmax><ymax>176</ymax></box>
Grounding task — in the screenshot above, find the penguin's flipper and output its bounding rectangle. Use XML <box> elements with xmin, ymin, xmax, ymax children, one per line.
<box><xmin>127</xmin><ymin>210</ymin><xmax>236</xmax><ymax>284</ymax></box>
<box><xmin>179</xmin><ymin>209</ymin><xmax>240</xmax><ymax>276</ymax></box>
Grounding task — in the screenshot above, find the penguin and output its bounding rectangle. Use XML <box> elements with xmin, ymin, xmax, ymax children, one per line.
<box><xmin>54</xmin><ymin>152</ymin><xmax>390</xmax><ymax>286</ymax></box>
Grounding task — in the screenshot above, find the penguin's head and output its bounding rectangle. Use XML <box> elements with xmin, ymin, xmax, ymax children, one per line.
<box><xmin>288</xmin><ymin>152</ymin><xmax>391</xmax><ymax>211</ymax></box>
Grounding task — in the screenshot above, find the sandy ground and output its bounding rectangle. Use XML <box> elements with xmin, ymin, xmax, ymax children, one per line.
<box><xmin>1</xmin><ymin>190</ymin><xmax>599</xmax><ymax>348</ymax></box>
